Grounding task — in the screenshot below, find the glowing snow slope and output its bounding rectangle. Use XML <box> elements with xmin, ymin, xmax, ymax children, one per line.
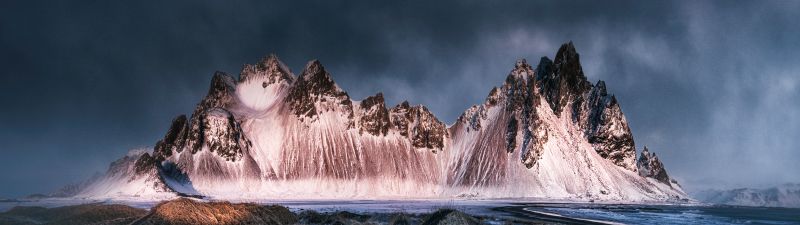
<box><xmin>75</xmin><ymin>43</ymin><xmax>687</xmax><ymax>202</ymax></box>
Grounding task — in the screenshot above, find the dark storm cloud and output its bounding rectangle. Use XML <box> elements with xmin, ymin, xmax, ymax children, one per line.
<box><xmin>1</xmin><ymin>0</ymin><xmax>798</xmax><ymax>197</ymax></box>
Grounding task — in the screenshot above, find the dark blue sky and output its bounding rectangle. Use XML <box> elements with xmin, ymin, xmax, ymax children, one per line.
<box><xmin>1</xmin><ymin>0</ymin><xmax>799</xmax><ymax>197</ymax></box>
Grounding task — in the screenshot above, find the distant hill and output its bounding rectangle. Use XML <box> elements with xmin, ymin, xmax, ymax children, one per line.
<box><xmin>693</xmin><ymin>183</ymin><xmax>800</xmax><ymax>208</ymax></box>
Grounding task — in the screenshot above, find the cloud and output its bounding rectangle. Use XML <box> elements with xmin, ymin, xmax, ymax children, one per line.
<box><xmin>1</xmin><ymin>0</ymin><xmax>798</xmax><ymax>196</ymax></box>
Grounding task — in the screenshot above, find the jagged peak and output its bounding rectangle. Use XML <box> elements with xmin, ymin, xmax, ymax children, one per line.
<box><xmin>594</xmin><ymin>80</ymin><xmax>608</xmax><ymax>96</ymax></box>
<box><xmin>153</xmin><ymin>114</ymin><xmax>189</xmax><ymax>160</ymax></box>
<box><xmin>212</xmin><ymin>71</ymin><xmax>236</xmax><ymax>86</ymax></box>
<box><xmin>387</xmin><ymin>100</ymin><xmax>447</xmax><ymax>150</ymax></box>
<box><xmin>508</xmin><ymin>58</ymin><xmax>534</xmax><ymax>81</ymax></box>
<box><xmin>285</xmin><ymin>59</ymin><xmax>351</xmax><ymax>119</ymax></box>
<box><xmin>296</xmin><ymin>59</ymin><xmax>345</xmax><ymax>93</ymax></box>
<box><xmin>392</xmin><ymin>100</ymin><xmax>412</xmax><ymax>111</ymax></box>
<box><xmin>358</xmin><ymin>92</ymin><xmax>390</xmax><ymax>136</ymax></box>
<box><xmin>643</xmin><ymin>146</ymin><xmax>658</xmax><ymax>158</ymax></box>
<box><xmin>514</xmin><ymin>58</ymin><xmax>531</xmax><ymax>70</ymax></box>
<box><xmin>207</xmin><ymin>71</ymin><xmax>236</xmax><ymax>98</ymax></box>
<box><xmin>485</xmin><ymin>86</ymin><xmax>502</xmax><ymax>106</ymax></box>
<box><xmin>389</xmin><ymin>100</ymin><xmax>437</xmax><ymax>117</ymax></box>
<box><xmin>609</xmin><ymin>94</ymin><xmax>618</xmax><ymax>106</ymax></box>
<box><xmin>539</xmin><ymin>42</ymin><xmax>593</xmax><ymax>116</ymax></box>
<box><xmin>553</xmin><ymin>41</ymin><xmax>588</xmax><ymax>83</ymax></box>
<box><xmin>360</xmin><ymin>92</ymin><xmax>385</xmax><ymax>108</ymax></box>
<box><xmin>301</xmin><ymin>59</ymin><xmax>324</xmax><ymax>79</ymax></box>
<box><xmin>257</xmin><ymin>54</ymin><xmax>280</xmax><ymax>69</ymax></box>
<box><xmin>555</xmin><ymin>41</ymin><xmax>578</xmax><ymax>60</ymax></box>
<box><xmin>638</xmin><ymin>146</ymin><xmax>671</xmax><ymax>185</ymax></box>
<box><xmin>239</xmin><ymin>54</ymin><xmax>294</xmax><ymax>84</ymax></box>
<box><xmin>535</xmin><ymin>56</ymin><xmax>554</xmax><ymax>81</ymax></box>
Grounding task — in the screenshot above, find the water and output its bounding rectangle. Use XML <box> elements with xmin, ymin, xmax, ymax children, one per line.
<box><xmin>505</xmin><ymin>203</ymin><xmax>800</xmax><ymax>224</ymax></box>
<box><xmin>253</xmin><ymin>200</ymin><xmax>800</xmax><ymax>224</ymax></box>
<box><xmin>2</xmin><ymin>199</ymin><xmax>798</xmax><ymax>224</ymax></box>
<box><xmin>267</xmin><ymin>200</ymin><xmax>800</xmax><ymax>224</ymax></box>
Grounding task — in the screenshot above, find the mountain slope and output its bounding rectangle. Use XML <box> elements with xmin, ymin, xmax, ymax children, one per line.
<box><xmin>73</xmin><ymin>42</ymin><xmax>686</xmax><ymax>201</ymax></box>
<box><xmin>693</xmin><ymin>184</ymin><xmax>800</xmax><ymax>208</ymax></box>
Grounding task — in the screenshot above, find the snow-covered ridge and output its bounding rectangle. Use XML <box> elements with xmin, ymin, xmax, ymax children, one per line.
<box><xmin>693</xmin><ymin>184</ymin><xmax>800</xmax><ymax>208</ymax></box>
<box><xmin>73</xmin><ymin>42</ymin><xmax>687</xmax><ymax>202</ymax></box>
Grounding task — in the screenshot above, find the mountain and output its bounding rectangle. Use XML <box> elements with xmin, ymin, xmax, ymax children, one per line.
<box><xmin>72</xmin><ymin>42</ymin><xmax>686</xmax><ymax>201</ymax></box>
<box><xmin>693</xmin><ymin>184</ymin><xmax>800</xmax><ymax>208</ymax></box>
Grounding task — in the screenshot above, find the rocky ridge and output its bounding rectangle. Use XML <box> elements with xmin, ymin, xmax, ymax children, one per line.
<box><xmin>637</xmin><ymin>146</ymin><xmax>672</xmax><ymax>185</ymax></box>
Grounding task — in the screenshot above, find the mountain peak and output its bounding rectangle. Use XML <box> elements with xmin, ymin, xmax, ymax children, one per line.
<box><xmin>552</xmin><ymin>41</ymin><xmax>587</xmax><ymax>83</ymax></box>
<box><xmin>297</xmin><ymin>59</ymin><xmax>344</xmax><ymax>93</ymax></box>
<box><xmin>638</xmin><ymin>146</ymin><xmax>672</xmax><ymax>185</ymax></box>
<box><xmin>594</xmin><ymin>80</ymin><xmax>608</xmax><ymax>96</ymax></box>
<box><xmin>397</xmin><ymin>100</ymin><xmax>411</xmax><ymax>109</ymax></box>
<box><xmin>514</xmin><ymin>58</ymin><xmax>529</xmax><ymax>70</ymax></box>
<box><xmin>286</xmin><ymin>59</ymin><xmax>351</xmax><ymax>119</ymax></box>
<box><xmin>358</xmin><ymin>92</ymin><xmax>390</xmax><ymax>136</ymax></box>
<box><xmin>239</xmin><ymin>54</ymin><xmax>294</xmax><ymax>84</ymax></box>
<box><xmin>388</xmin><ymin>100</ymin><xmax>447</xmax><ymax>151</ymax></box>
<box><xmin>295</xmin><ymin>59</ymin><xmax>346</xmax><ymax>95</ymax></box>
<box><xmin>204</xmin><ymin>71</ymin><xmax>236</xmax><ymax>106</ymax></box>
<box><xmin>301</xmin><ymin>59</ymin><xmax>324</xmax><ymax>78</ymax></box>
<box><xmin>509</xmin><ymin>58</ymin><xmax>534</xmax><ymax>80</ymax></box>
<box><xmin>556</xmin><ymin>41</ymin><xmax>578</xmax><ymax>59</ymax></box>
<box><xmin>535</xmin><ymin>57</ymin><xmax>553</xmax><ymax>81</ymax></box>
<box><xmin>539</xmin><ymin>42</ymin><xmax>592</xmax><ymax>116</ymax></box>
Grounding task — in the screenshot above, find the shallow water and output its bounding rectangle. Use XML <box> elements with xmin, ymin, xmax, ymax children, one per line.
<box><xmin>503</xmin><ymin>203</ymin><xmax>800</xmax><ymax>224</ymax></box>
<box><xmin>2</xmin><ymin>199</ymin><xmax>798</xmax><ymax>224</ymax></box>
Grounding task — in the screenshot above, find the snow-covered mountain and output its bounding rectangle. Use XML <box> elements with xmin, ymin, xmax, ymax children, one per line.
<box><xmin>74</xmin><ymin>42</ymin><xmax>686</xmax><ymax>202</ymax></box>
<box><xmin>693</xmin><ymin>184</ymin><xmax>800</xmax><ymax>208</ymax></box>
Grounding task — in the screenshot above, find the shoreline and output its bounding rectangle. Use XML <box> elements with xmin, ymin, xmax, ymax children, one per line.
<box><xmin>2</xmin><ymin>197</ymin><xmax>799</xmax><ymax>224</ymax></box>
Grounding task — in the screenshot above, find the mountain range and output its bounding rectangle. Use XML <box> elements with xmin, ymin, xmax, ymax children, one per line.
<box><xmin>693</xmin><ymin>184</ymin><xmax>800</xmax><ymax>208</ymax></box>
<box><xmin>65</xmin><ymin>42</ymin><xmax>687</xmax><ymax>202</ymax></box>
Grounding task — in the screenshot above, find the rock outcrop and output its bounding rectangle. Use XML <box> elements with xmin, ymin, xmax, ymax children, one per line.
<box><xmin>637</xmin><ymin>146</ymin><xmax>671</xmax><ymax>184</ymax></box>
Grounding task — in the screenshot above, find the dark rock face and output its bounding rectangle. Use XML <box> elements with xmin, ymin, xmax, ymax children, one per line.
<box><xmin>285</xmin><ymin>60</ymin><xmax>354</xmax><ymax>123</ymax></box>
<box><xmin>154</xmin><ymin>115</ymin><xmax>189</xmax><ymax>160</ymax></box>
<box><xmin>359</xmin><ymin>93</ymin><xmax>391</xmax><ymax>136</ymax></box>
<box><xmin>406</xmin><ymin>105</ymin><xmax>447</xmax><ymax>151</ymax></box>
<box><xmin>239</xmin><ymin>54</ymin><xmax>294</xmax><ymax>85</ymax></box>
<box><xmin>538</xmin><ymin>42</ymin><xmax>593</xmax><ymax>116</ymax></box>
<box><xmin>535</xmin><ymin>56</ymin><xmax>553</xmax><ymax>81</ymax></box>
<box><xmin>186</xmin><ymin>72</ymin><xmax>239</xmax><ymax>153</ymax></box>
<box><xmin>173</xmin><ymin>72</ymin><xmax>253</xmax><ymax>161</ymax></box>
<box><xmin>448</xmin><ymin>58</ymin><xmax>550</xmax><ymax>178</ymax></box>
<box><xmin>200</xmin><ymin>108</ymin><xmax>252</xmax><ymax>161</ymax></box>
<box><xmin>389</xmin><ymin>101</ymin><xmax>448</xmax><ymax>151</ymax></box>
<box><xmin>504</xmin><ymin>59</ymin><xmax>548</xmax><ymax>168</ymax></box>
<box><xmin>390</xmin><ymin>101</ymin><xmax>413</xmax><ymax>136</ymax></box>
<box><xmin>637</xmin><ymin>146</ymin><xmax>671</xmax><ymax>185</ymax></box>
<box><xmin>585</xmin><ymin>81</ymin><xmax>637</xmax><ymax>170</ymax></box>
<box><xmin>133</xmin><ymin>153</ymin><xmax>158</xmax><ymax>176</ymax></box>
<box><xmin>505</xmin><ymin>117</ymin><xmax>519</xmax><ymax>153</ymax></box>
<box><xmin>532</xmin><ymin>43</ymin><xmax>637</xmax><ymax>171</ymax></box>
<box><xmin>457</xmin><ymin>105</ymin><xmax>488</xmax><ymax>131</ymax></box>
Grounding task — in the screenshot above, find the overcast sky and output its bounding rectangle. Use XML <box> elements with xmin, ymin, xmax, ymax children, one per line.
<box><xmin>1</xmin><ymin>0</ymin><xmax>799</xmax><ymax>197</ymax></box>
